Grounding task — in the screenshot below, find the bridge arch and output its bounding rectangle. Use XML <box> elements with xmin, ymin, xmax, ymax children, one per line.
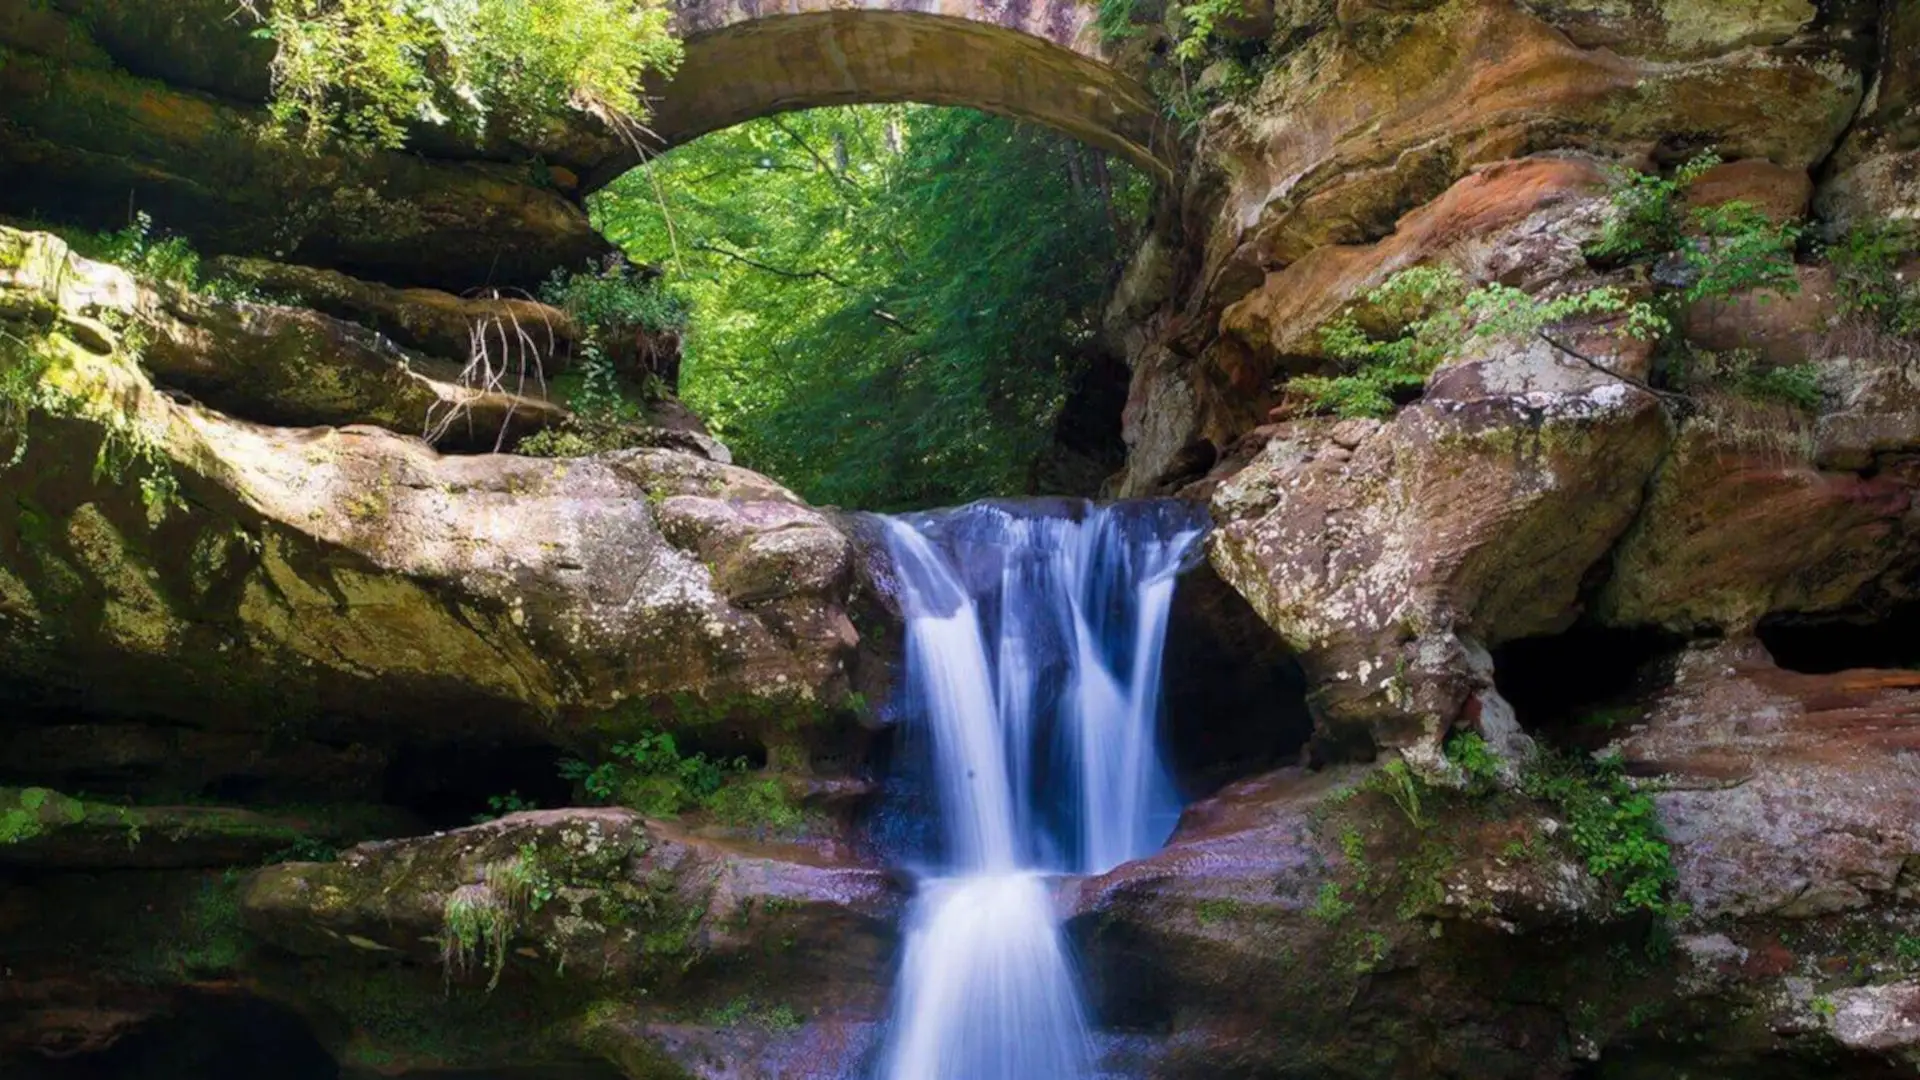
<box><xmin>579</xmin><ymin>1</ymin><xmax>1177</xmax><ymax>193</ymax></box>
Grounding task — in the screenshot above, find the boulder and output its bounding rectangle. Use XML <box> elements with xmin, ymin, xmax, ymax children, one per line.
<box><xmin>1615</xmin><ymin>641</ymin><xmax>1920</xmax><ymax>921</ymax></box>
<box><xmin>1209</xmin><ymin>347</ymin><xmax>1671</xmax><ymax>756</ymax></box>
<box><xmin>0</xmin><ymin>231</ymin><xmax>873</xmax><ymax>776</ymax></box>
<box><xmin>1595</xmin><ymin>420</ymin><xmax>1917</xmax><ymax>633</ymax></box>
<box><xmin>241</xmin><ymin>808</ymin><xmax>901</xmax><ymax>1075</ymax></box>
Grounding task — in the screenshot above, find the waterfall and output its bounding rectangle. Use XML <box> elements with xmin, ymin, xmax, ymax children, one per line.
<box><xmin>877</xmin><ymin>500</ymin><xmax>1205</xmax><ymax>1080</ymax></box>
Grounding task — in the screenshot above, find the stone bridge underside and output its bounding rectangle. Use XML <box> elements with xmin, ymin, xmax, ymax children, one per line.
<box><xmin>584</xmin><ymin>3</ymin><xmax>1175</xmax><ymax>191</ymax></box>
<box><xmin>0</xmin><ymin>0</ymin><xmax>1172</xmax><ymax>289</ymax></box>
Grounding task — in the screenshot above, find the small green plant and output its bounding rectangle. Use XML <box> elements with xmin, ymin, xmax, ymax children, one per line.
<box><xmin>703</xmin><ymin>996</ymin><xmax>804</xmax><ymax>1032</ymax></box>
<box><xmin>1309</xmin><ymin>881</ymin><xmax>1354</xmax><ymax>924</ymax></box>
<box><xmin>471</xmin><ymin>791</ymin><xmax>541</xmax><ymax>824</ymax></box>
<box><xmin>1292</xmin><ymin>268</ymin><xmax>1662</xmax><ymax>419</ymax></box>
<box><xmin>1294</xmin><ymin>266</ymin><xmax>1473</xmax><ymax>418</ymax></box>
<box><xmin>515</xmin><ymin>263</ymin><xmax>692</xmax><ymax>457</ymax></box>
<box><xmin>705</xmin><ymin>776</ymin><xmax>807</xmax><ymax>835</ymax></box>
<box><xmin>440</xmin><ymin>856</ymin><xmax>538</xmax><ymax>992</ymax></box>
<box><xmin>85</xmin><ymin>212</ymin><xmax>203</xmax><ymax>289</ymax></box>
<box><xmin>1682</xmin><ymin>201</ymin><xmax>1803</xmax><ymax>305</ymax></box>
<box><xmin>559</xmin><ymin>731</ymin><xmax>731</xmax><ymax>817</ymax></box>
<box><xmin>1523</xmin><ymin>750</ymin><xmax>1681</xmax><ymax>917</ymax></box>
<box><xmin>1305</xmin><ymin>880</ymin><xmax>1351</xmax><ymax>922</ymax></box>
<box><xmin>1587</xmin><ymin>152</ymin><xmax>1723</xmax><ymax>263</ymax></box>
<box><xmin>1170</xmin><ymin>0</ymin><xmax>1250</xmax><ymax>63</ymax></box>
<box><xmin>1444</xmin><ymin>732</ymin><xmax>1503</xmax><ymax>794</ymax></box>
<box><xmin>542</xmin><ymin>263</ymin><xmax>690</xmax><ymax>344</ymax></box>
<box><xmin>1351</xmin><ymin>929</ymin><xmax>1390</xmax><ymax>974</ymax></box>
<box><xmin>1828</xmin><ymin>220</ymin><xmax>1920</xmax><ymax>336</ymax></box>
<box><xmin>1095</xmin><ymin>0</ymin><xmax>1143</xmax><ymax>41</ymax></box>
<box><xmin>1366</xmin><ymin>758</ymin><xmax>1426</xmax><ymax>828</ymax></box>
<box><xmin>558</xmin><ymin>731</ymin><xmax>805</xmax><ymax>834</ymax></box>
<box><xmin>1894</xmin><ymin>934</ymin><xmax>1920</xmax><ymax>968</ymax></box>
<box><xmin>1810</xmin><ymin>994</ymin><xmax>1838</xmax><ymax>1020</ymax></box>
<box><xmin>1673</xmin><ymin>350</ymin><xmax>1824</xmax><ymax>412</ymax></box>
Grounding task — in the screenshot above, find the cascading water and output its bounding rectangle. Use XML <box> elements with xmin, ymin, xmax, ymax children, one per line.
<box><xmin>875</xmin><ymin>500</ymin><xmax>1205</xmax><ymax>1080</ymax></box>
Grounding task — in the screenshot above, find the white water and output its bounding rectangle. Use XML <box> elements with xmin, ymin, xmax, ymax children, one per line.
<box><xmin>877</xmin><ymin>501</ymin><xmax>1204</xmax><ymax>1080</ymax></box>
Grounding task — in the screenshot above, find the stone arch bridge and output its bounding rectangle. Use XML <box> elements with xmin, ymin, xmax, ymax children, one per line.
<box><xmin>584</xmin><ymin>0</ymin><xmax>1177</xmax><ymax>191</ymax></box>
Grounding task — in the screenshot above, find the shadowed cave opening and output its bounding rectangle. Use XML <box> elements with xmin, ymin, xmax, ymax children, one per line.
<box><xmin>10</xmin><ymin>992</ymin><xmax>336</xmax><ymax>1080</ymax></box>
<box><xmin>379</xmin><ymin>739</ymin><xmax>575</xmax><ymax>830</ymax></box>
<box><xmin>1491</xmin><ymin>625</ymin><xmax>1683</xmax><ymax>741</ymax></box>
<box><xmin>1758</xmin><ymin>599</ymin><xmax>1920</xmax><ymax>674</ymax></box>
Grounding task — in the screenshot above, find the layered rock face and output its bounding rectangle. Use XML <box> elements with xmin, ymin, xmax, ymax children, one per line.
<box><xmin>0</xmin><ymin>223</ymin><xmax>896</xmax><ymax>1075</ymax></box>
<box><xmin>1067</xmin><ymin>639</ymin><xmax>1920</xmax><ymax>1078</ymax></box>
<box><xmin>1094</xmin><ymin>0</ymin><xmax>1920</xmax><ymax>769</ymax></box>
<box><xmin>1057</xmin><ymin>3</ymin><xmax>1920</xmax><ymax>1072</ymax></box>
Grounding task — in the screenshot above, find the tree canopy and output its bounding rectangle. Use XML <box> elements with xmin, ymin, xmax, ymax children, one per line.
<box><xmin>592</xmin><ymin>106</ymin><xmax>1150</xmax><ymax>510</ymax></box>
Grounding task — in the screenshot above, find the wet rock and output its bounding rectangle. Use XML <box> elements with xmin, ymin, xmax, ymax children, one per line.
<box><xmin>241</xmin><ymin>808</ymin><xmax>900</xmax><ymax>1075</ymax></box>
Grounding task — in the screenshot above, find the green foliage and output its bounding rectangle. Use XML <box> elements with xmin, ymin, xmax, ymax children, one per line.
<box><xmin>1828</xmin><ymin>220</ymin><xmax>1920</xmax><ymax>336</ymax></box>
<box><xmin>1672</xmin><ymin>350</ymin><xmax>1824</xmax><ymax>412</ymax></box>
<box><xmin>442</xmin><ymin>884</ymin><xmax>516</xmax><ymax>990</ymax></box>
<box><xmin>593</xmin><ymin>105</ymin><xmax>1148</xmax><ymax>509</ymax></box>
<box><xmin>1309</xmin><ymin>881</ymin><xmax>1354</xmax><ymax>923</ymax></box>
<box><xmin>1523</xmin><ymin>751</ymin><xmax>1681</xmax><ymax>917</ymax></box>
<box><xmin>1587</xmin><ymin>152</ymin><xmax>1723</xmax><ymax>263</ymax></box>
<box><xmin>1295</xmin><ymin>267</ymin><xmax>1666</xmax><ymax>418</ymax></box>
<box><xmin>471</xmin><ymin>791</ymin><xmax>540</xmax><ymax>824</ymax></box>
<box><xmin>705</xmin><ymin>776</ymin><xmax>805</xmax><ymax>833</ymax></box>
<box><xmin>1292</xmin><ymin>151</ymin><xmax>1816</xmax><ymax>421</ymax></box>
<box><xmin>245</xmin><ymin>0</ymin><xmax>682</xmax><ymax>150</ymax></box>
<box><xmin>514</xmin><ymin>265</ymin><xmax>690</xmax><ymax>456</ymax></box>
<box><xmin>1682</xmin><ymin>202</ymin><xmax>1803</xmax><ymax>305</ymax></box>
<box><xmin>1363</xmin><ymin>758</ymin><xmax>1426</xmax><ymax>828</ymax></box>
<box><xmin>560</xmin><ymin>731</ymin><xmax>729</xmax><ymax>816</ymax></box>
<box><xmin>84</xmin><ymin>212</ymin><xmax>201</xmax><ymax>289</ymax></box>
<box><xmin>1297</xmin><ymin>267</ymin><xmax>1473</xmax><ymax>417</ymax></box>
<box><xmin>542</xmin><ymin>264</ymin><xmax>690</xmax><ymax>342</ymax></box>
<box><xmin>559</xmin><ymin>732</ymin><xmax>811</xmax><ymax>836</ymax></box>
<box><xmin>1895</xmin><ymin>935</ymin><xmax>1920</xmax><ymax>968</ymax></box>
<box><xmin>1444</xmin><ymin>732</ymin><xmax>1502</xmax><ymax>794</ymax></box>
<box><xmin>1096</xmin><ymin>0</ymin><xmax>1144</xmax><ymax>42</ymax></box>
<box><xmin>703</xmin><ymin>996</ymin><xmax>803</xmax><ymax>1032</ymax></box>
<box><xmin>2</xmin><ymin>787</ymin><xmax>53</xmax><ymax>845</ymax></box>
<box><xmin>1171</xmin><ymin>0</ymin><xmax>1249</xmax><ymax>63</ymax></box>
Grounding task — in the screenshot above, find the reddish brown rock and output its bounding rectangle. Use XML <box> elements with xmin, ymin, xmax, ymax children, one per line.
<box><xmin>1684</xmin><ymin>158</ymin><xmax>1815</xmax><ymax>224</ymax></box>
<box><xmin>1596</xmin><ymin>418</ymin><xmax>1917</xmax><ymax>633</ymax></box>
<box><xmin>1220</xmin><ymin>157</ymin><xmax>1610</xmax><ymax>367</ymax></box>
<box><xmin>1680</xmin><ymin>265</ymin><xmax>1837</xmax><ymax>367</ymax></box>
<box><xmin>1617</xmin><ymin>642</ymin><xmax>1920</xmax><ymax>920</ymax></box>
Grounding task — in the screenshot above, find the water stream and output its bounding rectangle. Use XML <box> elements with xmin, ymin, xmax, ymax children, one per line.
<box><xmin>875</xmin><ymin>500</ymin><xmax>1205</xmax><ymax>1080</ymax></box>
